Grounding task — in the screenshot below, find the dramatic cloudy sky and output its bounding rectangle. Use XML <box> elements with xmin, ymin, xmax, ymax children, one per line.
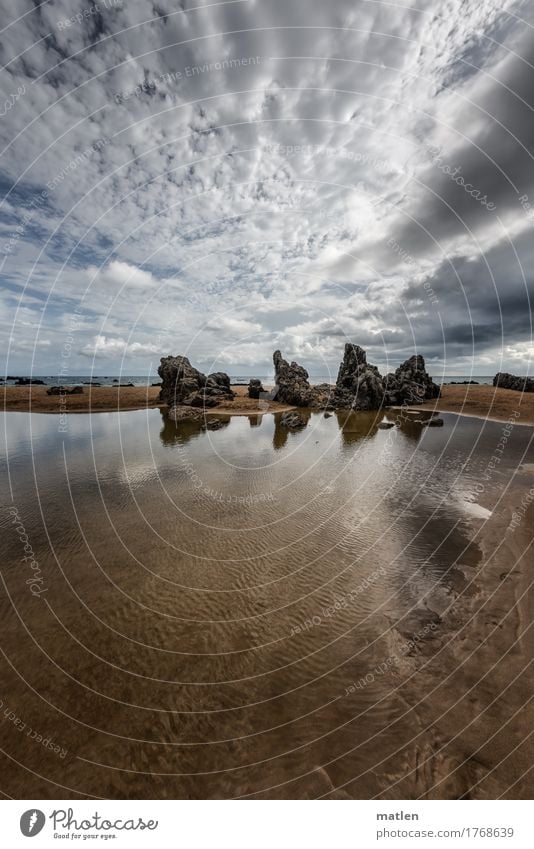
<box><xmin>1</xmin><ymin>0</ymin><xmax>533</xmax><ymax>377</ymax></box>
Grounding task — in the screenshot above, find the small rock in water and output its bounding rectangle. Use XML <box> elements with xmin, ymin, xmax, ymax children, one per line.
<box><xmin>378</xmin><ymin>421</ymin><xmax>395</xmax><ymax>429</ymax></box>
<box><xmin>280</xmin><ymin>411</ymin><xmax>306</xmax><ymax>429</ymax></box>
<box><xmin>427</xmin><ymin>417</ymin><xmax>444</xmax><ymax>427</ymax></box>
<box><xmin>324</xmin><ymin>412</ymin><xmax>333</xmax><ymax>418</ymax></box>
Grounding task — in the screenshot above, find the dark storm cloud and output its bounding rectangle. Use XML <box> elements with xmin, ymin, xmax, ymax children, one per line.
<box><xmin>388</xmin><ymin>26</ymin><xmax>534</xmax><ymax>259</ymax></box>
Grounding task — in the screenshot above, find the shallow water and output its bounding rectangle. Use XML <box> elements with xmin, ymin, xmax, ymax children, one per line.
<box><xmin>0</xmin><ymin>407</ymin><xmax>532</xmax><ymax>798</ymax></box>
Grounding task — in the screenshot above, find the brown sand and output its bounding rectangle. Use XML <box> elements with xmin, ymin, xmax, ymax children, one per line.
<box><xmin>4</xmin><ymin>381</ymin><xmax>534</xmax><ymax>423</ymax></box>
<box><xmin>1</xmin><ymin>383</ymin><xmax>293</xmax><ymax>415</ymax></box>
<box><xmin>416</xmin><ymin>383</ymin><xmax>534</xmax><ymax>425</ymax></box>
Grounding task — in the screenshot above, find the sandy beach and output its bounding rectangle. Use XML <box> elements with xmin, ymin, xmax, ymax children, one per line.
<box><xmin>416</xmin><ymin>383</ymin><xmax>534</xmax><ymax>425</ymax></box>
<box><xmin>4</xmin><ymin>382</ymin><xmax>534</xmax><ymax>424</ymax></box>
<box><xmin>0</xmin><ymin>383</ymin><xmax>292</xmax><ymax>415</ymax></box>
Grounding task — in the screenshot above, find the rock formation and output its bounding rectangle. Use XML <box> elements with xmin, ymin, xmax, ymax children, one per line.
<box><xmin>334</xmin><ymin>344</ymin><xmax>386</xmax><ymax>410</ymax></box>
<box><xmin>248</xmin><ymin>379</ymin><xmax>264</xmax><ymax>399</ymax></box>
<box><xmin>272</xmin><ymin>350</ymin><xmax>314</xmax><ymax>406</ymax></box>
<box><xmin>383</xmin><ymin>355</ymin><xmax>441</xmax><ymax>405</ymax></box>
<box><xmin>158</xmin><ymin>355</ymin><xmax>234</xmax><ymax>407</ymax></box>
<box><xmin>280</xmin><ymin>411</ymin><xmax>307</xmax><ymax>429</ymax></box>
<box><xmin>493</xmin><ymin>372</ymin><xmax>534</xmax><ymax>392</ymax></box>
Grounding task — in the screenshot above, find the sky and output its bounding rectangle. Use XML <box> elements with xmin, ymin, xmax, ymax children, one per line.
<box><xmin>0</xmin><ymin>0</ymin><xmax>533</xmax><ymax>378</ymax></box>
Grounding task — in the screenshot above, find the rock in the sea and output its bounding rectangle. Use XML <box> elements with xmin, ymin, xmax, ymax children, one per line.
<box><xmin>334</xmin><ymin>344</ymin><xmax>386</xmax><ymax>410</ymax></box>
<box><xmin>427</xmin><ymin>417</ymin><xmax>444</xmax><ymax>427</ymax></box>
<box><xmin>14</xmin><ymin>378</ymin><xmax>45</xmax><ymax>385</ymax></box>
<box><xmin>248</xmin><ymin>378</ymin><xmax>265</xmax><ymax>399</ymax></box>
<box><xmin>280</xmin><ymin>411</ymin><xmax>307</xmax><ymax>429</ymax></box>
<box><xmin>272</xmin><ymin>350</ymin><xmax>314</xmax><ymax>406</ymax></box>
<box><xmin>384</xmin><ymin>355</ymin><xmax>440</xmax><ymax>405</ymax></box>
<box><xmin>378</xmin><ymin>420</ymin><xmax>395</xmax><ymax>429</ymax></box>
<box><xmin>493</xmin><ymin>372</ymin><xmax>534</xmax><ymax>392</ymax></box>
<box><xmin>158</xmin><ymin>355</ymin><xmax>234</xmax><ymax>407</ymax></box>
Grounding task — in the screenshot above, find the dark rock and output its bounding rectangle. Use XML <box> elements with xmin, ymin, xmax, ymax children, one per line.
<box><xmin>280</xmin><ymin>411</ymin><xmax>307</xmax><ymax>429</ymax></box>
<box><xmin>334</xmin><ymin>344</ymin><xmax>386</xmax><ymax>410</ymax></box>
<box><xmin>384</xmin><ymin>355</ymin><xmax>440</xmax><ymax>405</ymax></box>
<box><xmin>158</xmin><ymin>355</ymin><xmax>234</xmax><ymax>407</ymax></box>
<box><xmin>83</xmin><ymin>382</ymin><xmax>101</xmax><ymax>386</ymax></box>
<box><xmin>324</xmin><ymin>412</ymin><xmax>333</xmax><ymax>418</ymax></box>
<box><xmin>312</xmin><ymin>383</ymin><xmax>336</xmax><ymax>409</ymax></box>
<box><xmin>248</xmin><ymin>378</ymin><xmax>265</xmax><ymax>399</ymax></box>
<box><xmin>272</xmin><ymin>350</ymin><xmax>314</xmax><ymax>406</ymax></box>
<box><xmin>493</xmin><ymin>372</ymin><xmax>534</xmax><ymax>392</ymax></box>
<box><xmin>168</xmin><ymin>406</ymin><xmax>201</xmax><ymax>422</ymax></box>
<box><xmin>151</xmin><ymin>382</ymin><xmax>162</xmax><ymax>387</ymax></box>
<box><xmin>46</xmin><ymin>385</ymin><xmax>83</xmax><ymax>395</ymax></box>
<box><xmin>427</xmin><ymin>417</ymin><xmax>444</xmax><ymax>427</ymax></box>
<box><xmin>378</xmin><ymin>421</ymin><xmax>395</xmax><ymax>429</ymax></box>
<box><xmin>186</xmin><ymin>393</ymin><xmax>219</xmax><ymax>408</ymax></box>
<box><xmin>14</xmin><ymin>378</ymin><xmax>45</xmax><ymax>386</ymax></box>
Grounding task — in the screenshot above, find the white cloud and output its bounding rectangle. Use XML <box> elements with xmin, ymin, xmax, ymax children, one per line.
<box><xmin>0</xmin><ymin>0</ymin><xmax>532</xmax><ymax>375</ymax></box>
<box><xmin>79</xmin><ymin>335</ymin><xmax>160</xmax><ymax>358</ymax></box>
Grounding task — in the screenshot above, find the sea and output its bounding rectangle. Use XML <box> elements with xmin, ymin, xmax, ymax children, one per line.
<box><xmin>2</xmin><ymin>373</ymin><xmax>497</xmax><ymax>386</ymax></box>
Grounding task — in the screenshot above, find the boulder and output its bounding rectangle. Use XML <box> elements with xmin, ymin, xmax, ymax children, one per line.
<box><xmin>248</xmin><ymin>379</ymin><xmax>265</xmax><ymax>399</ymax></box>
<box><xmin>493</xmin><ymin>372</ymin><xmax>534</xmax><ymax>392</ymax></box>
<box><xmin>280</xmin><ymin>411</ymin><xmax>307</xmax><ymax>429</ymax></box>
<box><xmin>334</xmin><ymin>344</ymin><xmax>386</xmax><ymax>410</ymax></box>
<box><xmin>158</xmin><ymin>355</ymin><xmax>234</xmax><ymax>407</ymax></box>
<box><xmin>384</xmin><ymin>355</ymin><xmax>440</xmax><ymax>405</ymax></box>
<box><xmin>272</xmin><ymin>350</ymin><xmax>314</xmax><ymax>406</ymax></box>
<box><xmin>378</xmin><ymin>421</ymin><xmax>395</xmax><ymax>429</ymax></box>
<box><xmin>14</xmin><ymin>378</ymin><xmax>45</xmax><ymax>385</ymax></box>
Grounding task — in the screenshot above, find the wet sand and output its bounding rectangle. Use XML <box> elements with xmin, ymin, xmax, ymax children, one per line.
<box><xmin>417</xmin><ymin>384</ymin><xmax>534</xmax><ymax>425</ymax></box>
<box><xmin>1</xmin><ymin>384</ymin><xmax>292</xmax><ymax>415</ymax></box>
<box><xmin>1</xmin><ymin>408</ymin><xmax>533</xmax><ymax>798</ymax></box>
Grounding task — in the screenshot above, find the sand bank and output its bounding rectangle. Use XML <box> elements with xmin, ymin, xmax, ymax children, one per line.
<box><xmin>416</xmin><ymin>384</ymin><xmax>534</xmax><ymax>426</ymax></box>
<box><xmin>4</xmin><ymin>382</ymin><xmax>534</xmax><ymax>424</ymax></box>
<box><xmin>1</xmin><ymin>383</ymin><xmax>293</xmax><ymax>415</ymax></box>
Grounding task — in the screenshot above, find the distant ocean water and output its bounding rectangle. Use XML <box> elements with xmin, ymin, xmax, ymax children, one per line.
<box><xmin>2</xmin><ymin>373</ymin><xmax>497</xmax><ymax>386</ymax></box>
